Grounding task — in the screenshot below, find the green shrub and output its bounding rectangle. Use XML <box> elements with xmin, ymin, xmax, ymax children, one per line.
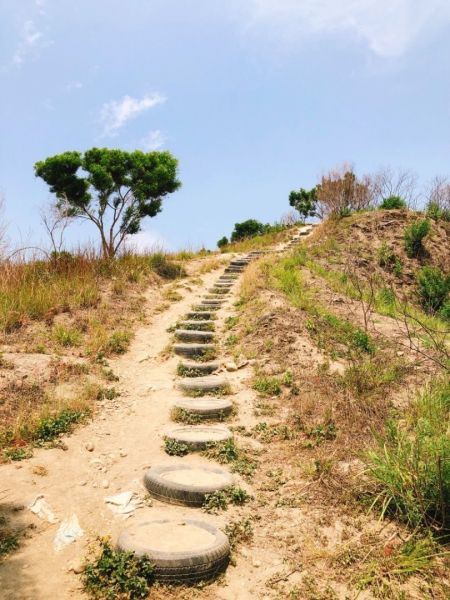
<box><xmin>439</xmin><ymin>300</ymin><xmax>450</xmax><ymax>321</ymax></box>
<box><xmin>35</xmin><ymin>409</ymin><xmax>88</xmax><ymax>443</ymax></box>
<box><xmin>103</xmin><ymin>331</ymin><xmax>131</xmax><ymax>355</ymax></box>
<box><xmin>380</xmin><ymin>196</ymin><xmax>407</xmax><ymax>210</ymax></box>
<box><xmin>377</xmin><ymin>243</ymin><xmax>403</xmax><ymax>275</ymax></box>
<box><xmin>83</xmin><ymin>539</ymin><xmax>154</xmax><ymax>599</ymax></box>
<box><xmin>53</xmin><ymin>325</ymin><xmax>82</xmax><ymax>347</ymax></box>
<box><xmin>217</xmin><ymin>236</ymin><xmax>229</xmax><ymax>249</ymax></box>
<box><xmin>164</xmin><ymin>437</ymin><xmax>189</xmax><ymax>456</ymax></box>
<box><xmin>404</xmin><ymin>219</ymin><xmax>430</xmax><ymax>258</ymax></box>
<box><xmin>365</xmin><ymin>380</ymin><xmax>450</xmax><ymax>529</ymax></box>
<box><xmin>417</xmin><ymin>267</ymin><xmax>450</xmax><ymax>313</ymax></box>
<box><xmin>252</xmin><ymin>376</ymin><xmax>282</xmax><ymax>396</ymax></box>
<box><xmin>426</xmin><ymin>201</ymin><xmax>450</xmax><ymax>222</ymax></box>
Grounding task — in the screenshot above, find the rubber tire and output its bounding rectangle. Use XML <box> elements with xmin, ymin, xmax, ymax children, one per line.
<box><xmin>165</xmin><ymin>425</ymin><xmax>232</xmax><ymax>450</ymax></box>
<box><xmin>174</xmin><ymin>344</ymin><xmax>215</xmax><ymax>358</ymax></box>
<box><xmin>117</xmin><ymin>518</ymin><xmax>230</xmax><ymax>583</ymax></box>
<box><xmin>175</xmin><ymin>329</ymin><xmax>215</xmax><ymax>342</ymax></box>
<box><xmin>174</xmin><ymin>397</ymin><xmax>233</xmax><ymax>419</ymax></box>
<box><xmin>177</xmin><ymin>361</ymin><xmax>220</xmax><ymax>376</ymax></box>
<box><xmin>143</xmin><ymin>463</ymin><xmax>234</xmax><ymax>506</ymax></box>
<box><xmin>177</xmin><ymin>375</ymin><xmax>228</xmax><ymax>393</ymax></box>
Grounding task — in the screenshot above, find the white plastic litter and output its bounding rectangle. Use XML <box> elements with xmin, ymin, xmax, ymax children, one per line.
<box><xmin>28</xmin><ymin>495</ymin><xmax>58</xmax><ymax>524</ymax></box>
<box><xmin>53</xmin><ymin>514</ymin><xmax>84</xmax><ymax>552</ymax></box>
<box><xmin>104</xmin><ymin>491</ymin><xmax>144</xmax><ymax>517</ymax></box>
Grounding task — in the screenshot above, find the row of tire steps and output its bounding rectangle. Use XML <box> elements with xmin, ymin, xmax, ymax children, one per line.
<box><xmin>116</xmin><ymin>229</ymin><xmax>309</xmax><ymax>584</ymax></box>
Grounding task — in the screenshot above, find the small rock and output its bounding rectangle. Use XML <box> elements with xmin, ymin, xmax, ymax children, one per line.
<box><xmin>101</xmin><ymin>479</ymin><xmax>110</xmax><ymax>489</ymax></box>
<box><xmin>78</xmin><ymin>480</ymin><xmax>87</xmax><ymax>487</ymax></box>
<box><xmin>67</xmin><ymin>559</ymin><xmax>84</xmax><ymax>574</ymax></box>
<box><xmin>119</xmin><ymin>450</ymin><xmax>127</xmax><ymax>458</ymax></box>
<box><xmin>253</xmin><ymin>560</ymin><xmax>261</xmax><ymax>568</ymax></box>
<box><xmin>225</xmin><ymin>361</ymin><xmax>238</xmax><ymax>372</ymax></box>
<box><xmin>85</xmin><ymin>442</ymin><xmax>94</xmax><ymax>452</ymax></box>
<box><xmin>396</xmin><ymin>351</ymin><xmax>404</xmax><ymax>357</ymax></box>
<box><xmin>237</xmin><ymin>360</ymin><xmax>249</xmax><ymax>369</ymax></box>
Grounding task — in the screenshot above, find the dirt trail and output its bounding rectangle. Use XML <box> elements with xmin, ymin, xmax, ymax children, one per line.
<box><xmin>0</xmin><ymin>257</ymin><xmax>248</xmax><ymax>599</ymax></box>
<box><xmin>0</xmin><ymin>231</ymin><xmax>312</xmax><ymax>600</ymax></box>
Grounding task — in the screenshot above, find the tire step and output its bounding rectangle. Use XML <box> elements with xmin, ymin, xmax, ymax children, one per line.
<box><xmin>177</xmin><ymin>375</ymin><xmax>229</xmax><ymax>393</ymax></box>
<box><xmin>200</xmin><ymin>299</ymin><xmax>224</xmax><ymax>305</ymax></box>
<box><xmin>177</xmin><ymin>320</ymin><xmax>214</xmax><ymax>331</ymax></box>
<box><xmin>165</xmin><ymin>424</ymin><xmax>232</xmax><ymax>451</ymax></box>
<box><xmin>185</xmin><ymin>311</ymin><xmax>214</xmax><ymax>319</ymax></box>
<box><xmin>117</xmin><ymin>519</ymin><xmax>230</xmax><ymax>583</ymax></box>
<box><xmin>173</xmin><ymin>398</ymin><xmax>233</xmax><ymax>419</ymax></box>
<box><xmin>174</xmin><ymin>344</ymin><xmax>215</xmax><ymax>358</ymax></box>
<box><xmin>175</xmin><ymin>329</ymin><xmax>214</xmax><ymax>343</ymax></box>
<box><xmin>144</xmin><ymin>463</ymin><xmax>234</xmax><ymax>507</ymax></box>
<box><xmin>178</xmin><ymin>361</ymin><xmax>220</xmax><ymax>376</ymax></box>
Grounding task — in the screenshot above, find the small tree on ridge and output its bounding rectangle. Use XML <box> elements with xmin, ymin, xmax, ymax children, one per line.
<box><xmin>35</xmin><ymin>148</ymin><xmax>180</xmax><ymax>258</ymax></box>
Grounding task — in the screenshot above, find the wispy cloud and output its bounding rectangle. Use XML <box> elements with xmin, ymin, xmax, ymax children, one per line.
<box><xmin>125</xmin><ymin>229</ymin><xmax>169</xmax><ymax>253</ymax></box>
<box><xmin>13</xmin><ymin>20</ymin><xmax>45</xmax><ymax>65</ymax></box>
<box><xmin>99</xmin><ymin>93</ymin><xmax>166</xmax><ymax>137</ymax></box>
<box><xmin>138</xmin><ymin>129</ymin><xmax>166</xmax><ymax>151</ymax></box>
<box><xmin>66</xmin><ymin>81</ymin><xmax>83</xmax><ymax>92</ymax></box>
<box><xmin>244</xmin><ymin>0</ymin><xmax>450</xmax><ymax>57</ymax></box>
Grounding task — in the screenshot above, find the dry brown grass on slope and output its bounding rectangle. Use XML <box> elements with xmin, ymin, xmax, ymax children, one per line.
<box><xmin>305</xmin><ymin>210</ymin><xmax>450</xmax><ymax>301</ymax></box>
<box><xmin>224</xmin><ymin>261</ymin><xmax>449</xmax><ymax>599</ymax></box>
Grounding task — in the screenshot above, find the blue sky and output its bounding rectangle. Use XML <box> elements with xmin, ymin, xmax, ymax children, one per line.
<box><xmin>1</xmin><ymin>0</ymin><xmax>449</xmax><ymax>251</ymax></box>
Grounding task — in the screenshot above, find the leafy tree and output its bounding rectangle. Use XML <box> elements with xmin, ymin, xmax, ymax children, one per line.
<box><xmin>289</xmin><ymin>187</ymin><xmax>317</xmax><ymax>220</ymax></box>
<box><xmin>230</xmin><ymin>219</ymin><xmax>266</xmax><ymax>242</ymax></box>
<box><xmin>35</xmin><ymin>148</ymin><xmax>180</xmax><ymax>258</ymax></box>
<box><xmin>217</xmin><ymin>236</ymin><xmax>229</xmax><ymax>248</ymax></box>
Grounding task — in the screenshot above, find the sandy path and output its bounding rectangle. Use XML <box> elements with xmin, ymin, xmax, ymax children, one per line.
<box><xmin>0</xmin><ymin>259</ymin><xmax>246</xmax><ymax>600</ymax></box>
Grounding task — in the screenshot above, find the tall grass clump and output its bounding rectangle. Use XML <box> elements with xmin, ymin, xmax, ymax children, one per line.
<box><xmin>0</xmin><ymin>251</ymin><xmax>185</xmax><ymax>332</ymax></box>
<box><xmin>366</xmin><ymin>379</ymin><xmax>450</xmax><ymax>530</ymax></box>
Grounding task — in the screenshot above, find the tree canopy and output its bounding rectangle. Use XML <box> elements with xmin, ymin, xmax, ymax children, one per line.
<box><xmin>289</xmin><ymin>188</ymin><xmax>317</xmax><ymax>220</ymax></box>
<box><xmin>35</xmin><ymin>148</ymin><xmax>181</xmax><ymax>257</ymax></box>
<box><xmin>230</xmin><ymin>219</ymin><xmax>266</xmax><ymax>242</ymax></box>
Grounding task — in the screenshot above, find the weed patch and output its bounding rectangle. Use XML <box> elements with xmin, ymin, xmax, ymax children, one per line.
<box><xmin>83</xmin><ymin>538</ymin><xmax>154</xmax><ymax>599</ymax></box>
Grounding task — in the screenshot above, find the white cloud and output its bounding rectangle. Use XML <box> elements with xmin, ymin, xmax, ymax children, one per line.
<box><xmin>138</xmin><ymin>129</ymin><xmax>166</xmax><ymax>151</ymax></box>
<box><xmin>243</xmin><ymin>0</ymin><xmax>450</xmax><ymax>57</ymax></box>
<box><xmin>13</xmin><ymin>20</ymin><xmax>44</xmax><ymax>65</ymax></box>
<box><xmin>66</xmin><ymin>81</ymin><xmax>83</xmax><ymax>91</ymax></box>
<box><xmin>99</xmin><ymin>93</ymin><xmax>166</xmax><ymax>137</ymax></box>
<box><xmin>125</xmin><ymin>230</ymin><xmax>169</xmax><ymax>253</ymax></box>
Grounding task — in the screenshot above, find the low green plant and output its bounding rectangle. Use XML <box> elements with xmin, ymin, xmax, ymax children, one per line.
<box><xmin>404</xmin><ymin>219</ymin><xmax>430</xmax><ymax>258</ymax></box>
<box><xmin>417</xmin><ymin>266</ymin><xmax>450</xmax><ymax>313</ymax></box>
<box><xmin>202</xmin><ymin>486</ymin><xmax>251</xmax><ymax>514</ymax></box>
<box><xmin>225</xmin><ymin>334</ymin><xmax>238</xmax><ymax>347</ymax></box>
<box><xmin>35</xmin><ymin>409</ymin><xmax>89</xmax><ymax>444</ymax></box>
<box><xmin>164</xmin><ymin>437</ymin><xmax>189</xmax><ymax>456</ymax></box>
<box><xmin>379</xmin><ymin>196</ymin><xmax>407</xmax><ymax>210</ymax></box>
<box><xmin>170</xmin><ymin>407</ymin><xmax>201</xmax><ymax>425</ymax></box>
<box><xmin>224</xmin><ymin>518</ymin><xmax>254</xmax><ymax>550</ymax></box>
<box><xmin>203</xmin><ymin>439</ymin><xmax>258</xmax><ymax>479</ymax></box>
<box><xmin>365</xmin><ymin>379</ymin><xmax>450</xmax><ymax>529</ymax></box>
<box><xmin>53</xmin><ymin>325</ymin><xmax>82</xmax><ymax>347</ymax></box>
<box><xmin>356</xmin><ymin>534</ymin><xmax>442</xmax><ymax>595</ymax></box>
<box><xmin>83</xmin><ymin>538</ymin><xmax>154</xmax><ymax>599</ymax></box>
<box><xmin>3</xmin><ymin>447</ymin><xmax>33</xmax><ymax>461</ymax></box>
<box><xmin>253</xmin><ymin>376</ymin><xmax>282</xmax><ymax>396</ymax></box>
<box><xmin>377</xmin><ymin>243</ymin><xmax>403</xmax><ymax>275</ymax></box>
<box><xmin>225</xmin><ymin>316</ymin><xmax>239</xmax><ymax>329</ymax></box>
<box><xmin>103</xmin><ymin>331</ymin><xmax>131</xmax><ymax>355</ymax></box>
